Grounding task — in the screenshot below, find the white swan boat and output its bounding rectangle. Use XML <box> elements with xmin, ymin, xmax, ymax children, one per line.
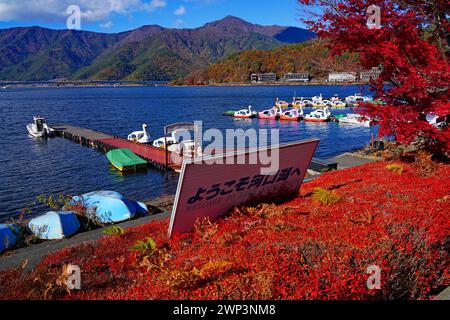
<box><xmin>26</xmin><ymin>116</ymin><xmax>55</xmax><ymax>138</ymax></box>
<box><xmin>280</xmin><ymin>107</ymin><xmax>304</xmax><ymax>121</ymax></box>
<box><xmin>339</xmin><ymin>114</ymin><xmax>371</xmax><ymax>127</ymax></box>
<box><xmin>128</xmin><ymin>124</ymin><xmax>151</xmax><ymax>144</ymax></box>
<box><xmin>153</xmin><ymin>128</ymin><xmax>202</xmax><ymax>157</ymax></box>
<box><xmin>275</xmin><ymin>98</ymin><xmax>290</xmax><ymax>108</ymax></box>
<box><xmin>304</xmin><ymin>107</ymin><xmax>332</xmax><ymax>123</ymax></box>
<box><xmin>233</xmin><ymin>106</ymin><xmax>256</xmax><ymax>119</ymax></box>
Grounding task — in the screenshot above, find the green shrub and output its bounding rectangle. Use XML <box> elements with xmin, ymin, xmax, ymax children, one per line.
<box><xmin>102</xmin><ymin>226</ymin><xmax>125</xmax><ymax>237</ymax></box>
<box><xmin>132</xmin><ymin>237</ymin><xmax>157</xmax><ymax>256</ymax></box>
<box><xmin>312</xmin><ymin>188</ymin><xmax>342</xmax><ymax>205</ymax></box>
<box><xmin>386</xmin><ymin>163</ymin><xmax>405</xmax><ymax>174</ymax></box>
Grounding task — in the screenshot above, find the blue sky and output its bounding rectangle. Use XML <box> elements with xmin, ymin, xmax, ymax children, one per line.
<box><xmin>0</xmin><ymin>0</ymin><xmax>308</xmax><ymax>33</ymax></box>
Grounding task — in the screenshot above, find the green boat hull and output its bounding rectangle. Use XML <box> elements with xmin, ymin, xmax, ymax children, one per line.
<box><xmin>223</xmin><ymin>110</ymin><xmax>237</xmax><ymax>116</ymax></box>
<box><xmin>106</xmin><ymin>148</ymin><xmax>147</xmax><ymax>172</ymax></box>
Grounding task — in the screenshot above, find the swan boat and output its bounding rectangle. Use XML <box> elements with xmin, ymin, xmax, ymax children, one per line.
<box><xmin>258</xmin><ymin>108</ymin><xmax>278</xmax><ymax>120</ymax></box>
<box><xmin>153</xmin><ymin>127</ymin><xmax>202</xmax><ymax>158</ymax></box>
<box><xmin>128</xmin><ymin>124</ymin><xmax>151</xmax><ymax>144</ymax></box>
<box><xmin>304</xmin><ymin>107</ymin><xmax>332</xmax><ymax>123</ymax></box>
<box><xmin>26</xmin><ymin>116</ymin><xmax>55</xmax><ymax>138</ymax></box>
<box><xmin>233</xmin><ymin>106</ymin><xmax>256</xmax><ymax>119</ymax></box>
<box><xmin>280</xmin><ymin>107</ymin><xmax>304</xmax><ymax>121</ymax></box>
<box><xmin>275</xmin><ymin>98</ymin><xmax>290</xmax><ymax>108</ymax></box>
<box><xmin>291</xmin><ymin>98</ymin><xmax>307</xmax><ymax>109</ymax></box>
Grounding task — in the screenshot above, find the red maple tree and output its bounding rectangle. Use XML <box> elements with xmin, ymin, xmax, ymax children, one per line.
<box><xmin>298</xmin><ymin>0</ymin><xmax>450</xmax><ymax>157</ymax></box>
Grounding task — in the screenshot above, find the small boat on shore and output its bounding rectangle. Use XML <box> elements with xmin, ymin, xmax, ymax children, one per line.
<box><xmin>0</xmin><ymin>224</ymin><xmax>18</xmax><ymax>253</ymax></box>
<box><xmin>258</xmin><ymin>108</ymin><xmax>278</xmax><ymax>120</ymax></box>
<box><xmin>106</xmin><ymin>148</ymin><xmax>147</xmax><ymax>172</ymax></box>
<box><xmin>304</xmin><ymin>107</ymin><xmax>331</xmax><ymax>123</ymax></box>
<box><xmin>26</xmin><ymin>116</ymin><xmax>55</xmax><ymax>138</ymax></box>
<box><xmin>28</xmin><ymin>211</ymin><xmax>80</xmax><ymax>240</ymax></box>
<box><xmin>128</xmin><ymin>124</ymin><xmax>151</xmax><ymax>144</ymax></box>
<box><xmin>280</xmin><ymin>107</ymin><xmax>304</xmax><ymax>121</ymax></box>
<box><xmin>72</xmin><ymin>191</ymin><xmax>148</xmax><ymax>224</ymax></box>
<box><xmin>233</xmin><ymin>106</ymin><xmax>256</xmax><ymax>119</ymax></box>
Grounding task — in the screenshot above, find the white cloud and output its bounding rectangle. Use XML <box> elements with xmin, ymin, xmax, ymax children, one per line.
<box><xmin>174</xmin><ymin>5</ymin><xmax>186</xmax><ymax>16</ymax></box>
<box><xmin>174</xmin><ymin>19</ymin><xmax>183</xmax><ymax>28</ymax></box>
<box><xmin>99</xmin><ymin>20</ymin><xmax>113</xmax><ymax>28</ymax></box>
<box><xmin>0</xmin><ymin>0</ymin><xmax>167</xmax><ymax>23</ymax></box>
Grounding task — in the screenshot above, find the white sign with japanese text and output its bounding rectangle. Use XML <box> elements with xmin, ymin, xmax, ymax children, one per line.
<box><xmin>168</xmin><ymin>139</ymin><xmax>319</xmax><ymax>237</ymax></box>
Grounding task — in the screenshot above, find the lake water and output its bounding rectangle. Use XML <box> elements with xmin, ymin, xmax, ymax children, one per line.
<box><xmin>0</xmin><ymin>85</ymin><xmax>377</xmax><ymax>221</ymax></box>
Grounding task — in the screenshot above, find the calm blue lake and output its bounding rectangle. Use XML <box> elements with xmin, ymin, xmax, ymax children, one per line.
<box><xmin>0</xmin><ymin>85</ymin><xmax>377</xmax><ymax>221</ymax></box>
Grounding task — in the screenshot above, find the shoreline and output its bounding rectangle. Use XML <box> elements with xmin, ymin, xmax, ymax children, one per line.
<box><xmin>0</xmin><ymin>80</ymin><xmax>376</xmax><ymax>89</ymax></box>
<box><xmin>0</xmin><ymin>149</ymin><xmax>379</xmax><ymax>271</ymax></box>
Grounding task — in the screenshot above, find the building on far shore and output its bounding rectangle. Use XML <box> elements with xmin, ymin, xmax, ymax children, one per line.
<box><xmin>360</xmin><ymin>67</ymin><xmax>382</xmax><ymax>82</ymax></box>
<box><xmin>328</xmin><ymin>72</ymin><xmax>357</xmax><ymax>82</ymax></box>
<box><xmin>282</xmin><ymin>72</ymin><xmax>310</xmax><ymax>82</ymax></box>
<box><xmin>250</xmin><ymin>73</ymin><xmax>277</xmax><ymax>83</ymax></box>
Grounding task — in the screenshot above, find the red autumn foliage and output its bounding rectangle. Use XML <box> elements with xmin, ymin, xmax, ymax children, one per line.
<box><xmin>0</xmin><ymin>162</ymin><xmax>448</xmax><ymax>300</ymax></box>
<box><xmin>298</xmin><ymin>0</ymin><xmax>450</xmax><ymax>156</ymax></box>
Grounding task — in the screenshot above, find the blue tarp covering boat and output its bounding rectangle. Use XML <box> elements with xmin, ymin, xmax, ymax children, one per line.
<box><xmin>71</xmin><ymin>191</ymin><xmax>148</xmax><ymax>224</ymax></box>
<box><xmin>28</xmin><ymin>211</ymin><xmax>80</xmax><ymax>240</ymax></box>
<box><xmin>0</xmin><ymin>224</ymin><xmax>18</xmax><ymax>253</ymax></box>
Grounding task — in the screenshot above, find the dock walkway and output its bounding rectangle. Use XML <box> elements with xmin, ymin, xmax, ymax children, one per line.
<box><xmin>52</xmin><ymin>124</ymin><xmax>378</xmax><ymax>173</ymax></box>
<box><xmin>52</xmin><ymin>124</ymin><xmax>175</xmax><ymax>170</ymax></box>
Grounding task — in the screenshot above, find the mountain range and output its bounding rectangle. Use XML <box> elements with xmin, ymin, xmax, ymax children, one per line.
<box><xmin>0</xmin><ymin>16</ymin><xmax>315</xmax><ymax>81</ymax></box>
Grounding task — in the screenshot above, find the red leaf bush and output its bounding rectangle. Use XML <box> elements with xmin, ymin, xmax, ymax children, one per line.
<box><xmin>297</xmin><ymin>0</ymin><xmax>450</xmax><ymax>157</ymax></box>
<box><xmin>0</xmin><ymin>162</ymin><xmax>448</xmax><ymax>300</ymax></box>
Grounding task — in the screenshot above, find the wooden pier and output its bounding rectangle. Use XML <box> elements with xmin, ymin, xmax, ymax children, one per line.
<box><xmin>52</xmin><ymin>124</ymin><xmax>178</xmax><ymax>171</ymax></box>
<box><xmin>52</xmin><ymin>124</ymin><xmax>361</xmax><ymax>174</ymax></box>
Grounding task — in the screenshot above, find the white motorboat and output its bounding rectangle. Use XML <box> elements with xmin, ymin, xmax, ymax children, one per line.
<box><xmin>128</xmin><ymin>124</ymin><xmax>151</xmax><ymax>144</ymax></box>
<box><xmin>426</xmin><ymin>114</ymin><xmax>449</xmax><ymax>129</ymax></box>
<box><xmin>26</xmin><ymin>116</ymin><xmax>55</xmax><ymax>138</ymax></box>
<box><xmin>339</xmin><ymin>114</ymin><xmax>371</xmax><ymax>127</ymax></box>
<box><xmin>304</xmin><ymin>107</ymin><xmax>332</xmax><ymax>123</ymax></box>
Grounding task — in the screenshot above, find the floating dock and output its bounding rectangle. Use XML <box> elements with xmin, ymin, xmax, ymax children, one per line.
<box><xmin>52</xmin><ymin>125</ymin><xmax>178</xmax><ymax>171</ymax></box>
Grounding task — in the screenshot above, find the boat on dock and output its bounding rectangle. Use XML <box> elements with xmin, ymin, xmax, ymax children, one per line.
<box><xmin>106</xmin><ymin>148</ymin><xmax>147</xmax><ymax>172</ymax></box>
<box><xmin>127</xmin><ymin>124</ymin><xmax>151</xmax><ymax>144</ymax></box>
<box><xmin>26</xmin><ymin>116</ymin><xmax>55</xmax><ymax>138</ymax></box>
